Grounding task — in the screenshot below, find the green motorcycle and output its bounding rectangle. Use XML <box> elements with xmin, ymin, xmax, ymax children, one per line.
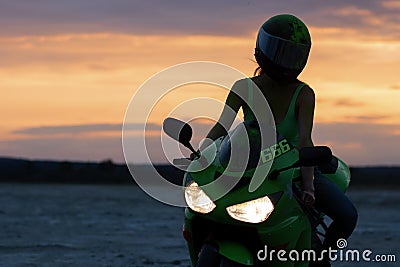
<box><xmin>163</xmin><ymin>118</ymin><xmax>350</xmax><ymax>267</ymax></box>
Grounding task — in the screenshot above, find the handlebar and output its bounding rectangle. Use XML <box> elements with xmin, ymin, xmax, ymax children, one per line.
<box><xmin>172</xmin><ymin>158</ymin><xmax>191</xmax><ymax>166</ymax></box>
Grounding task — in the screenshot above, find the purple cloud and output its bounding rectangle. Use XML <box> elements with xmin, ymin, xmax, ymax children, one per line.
<box><xmin>0</xmin><ymin>1</ymin><xmax>399</xmax><ymax>39</ymax></box>
<box><xmin>333</xmin><ymin>99</ymin><xmax>364</xmax><ymax>107</ymax></box>
<box><xmin>2</xmin><ymin>121</ymin><xmax>400</xmax><ymax>166</ymax></box>
<box><xmin>313</xmin><ymin>122</ymin><xmax>400</xmax><ymax>166</ymax></box>
<box><xmin>13</xmin><ymin>123</ymin><xmax>160</xmax><ymax>135</ymax></box>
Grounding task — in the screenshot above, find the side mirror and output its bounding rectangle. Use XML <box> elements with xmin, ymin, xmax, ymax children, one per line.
<box><xmin>163</xmin><ymin>118</ymin><xmax>193</xmax><ymax>146</ymax></box>
<box><xmin>298</xmin><ymin>146</ymin><xmax>332</xmax><ymax>167</ymax></box>
<box><xmin>162</xmin><ymin>118</ymin><xmax>199</xmax><ymax>157</ymax></box>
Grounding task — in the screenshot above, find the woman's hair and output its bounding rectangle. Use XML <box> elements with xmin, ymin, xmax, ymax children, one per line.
<box><xmin>253</xmin><ymin>66</ymin><xmax>263</xmax><ymax>76</ymax></box>
<box><xmin>253</xmin><ymin>63</ymin><xmax>300</xmax><ymax>84</ymax></box>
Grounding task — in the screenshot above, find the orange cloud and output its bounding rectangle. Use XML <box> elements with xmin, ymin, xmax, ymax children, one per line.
<box><xmin>382</xmin><ymin>1</ymin><xmax>400</xmax><ymax>9</ymax></box>
<box><xmin>1</xmin><ymin>29</ymin><xmax>400</xmax><ymax>164</ymax></box>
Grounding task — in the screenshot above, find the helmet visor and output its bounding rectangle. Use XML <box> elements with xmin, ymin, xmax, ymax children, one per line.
<box><xmin>257</xmin><ymin>28</ymin><xmax>310</xmax><ymax>70</ymax></box>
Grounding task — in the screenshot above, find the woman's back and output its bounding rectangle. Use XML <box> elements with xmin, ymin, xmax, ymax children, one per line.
<box><xmin>251</xmin><ymin>75</ymin><xmax>302</xmax><ymax>123</ymax></box>
<box><xmin>244</xmin><ymin>74</ymin><xmax>307</xmax><ymax>147</ymax></box>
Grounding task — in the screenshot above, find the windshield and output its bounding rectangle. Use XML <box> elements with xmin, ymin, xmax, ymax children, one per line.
<box><xmin>219</xmin><ymin>121</ymin><xmax>262</xmax><ymax>172</ymax></box>
<box><xmin>218</xmin><ymin>120</ymin><xmax>294</xmax><ymax>174</ymax></box>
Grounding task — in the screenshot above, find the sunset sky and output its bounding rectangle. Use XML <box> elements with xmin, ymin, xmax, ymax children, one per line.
<box><xmin>1</xmin><ymin>0</ymin><xmax>400</xmax><ymax>166</ymax></box>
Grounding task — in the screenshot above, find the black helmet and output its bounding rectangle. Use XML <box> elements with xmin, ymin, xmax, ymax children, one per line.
<box><xmin>255</xmin><ymin>14</ymin><xmax>311</xmax><ymax>82</ymax></box>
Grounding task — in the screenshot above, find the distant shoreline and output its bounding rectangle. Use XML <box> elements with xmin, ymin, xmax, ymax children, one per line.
<box><xmin>1</xmin><ymin>157</ymin><xmax>399</xmax><ymax>187</ymax></box>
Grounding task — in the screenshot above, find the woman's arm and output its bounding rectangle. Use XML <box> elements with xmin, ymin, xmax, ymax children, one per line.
<box><xmin>201</xmin><ymin>81</ymin><xmax>244</xmax><ymax>150</ymax></box>
<box><xmin>297</xmin><ymin>85</ymin><xmax>316</xmax><ymax>205</ymax></box>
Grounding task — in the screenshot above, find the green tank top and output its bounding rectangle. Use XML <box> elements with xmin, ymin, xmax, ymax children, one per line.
<box><xmin>243</xmin><ymin>78</ymin><xmax>305</xmax><ymax>147</ymax></box>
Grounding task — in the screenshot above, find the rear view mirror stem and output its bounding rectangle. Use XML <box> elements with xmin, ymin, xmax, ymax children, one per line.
<box><xmin>163</xmin><ymin>117</ymin><xmax>200</xmax><ymax>158</ymax></box>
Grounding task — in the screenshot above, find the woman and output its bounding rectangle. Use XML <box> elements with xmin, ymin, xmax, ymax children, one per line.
<box><xmin>202</xmin><ymin>14</ymin><xmax>357</xmax><ymax>266</ymax></box>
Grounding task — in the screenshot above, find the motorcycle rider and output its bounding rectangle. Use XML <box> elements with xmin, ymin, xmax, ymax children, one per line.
<box><xmin>201</xmin><ymin>14</ymin><xmax>358</xmax><ymax>266</ymax></box>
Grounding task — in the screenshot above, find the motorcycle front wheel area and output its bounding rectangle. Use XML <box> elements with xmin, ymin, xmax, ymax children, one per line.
<box><xmin>196</xmin><ymin>243</ymin><xmax>252</xmax><ymax>267</ymax></box>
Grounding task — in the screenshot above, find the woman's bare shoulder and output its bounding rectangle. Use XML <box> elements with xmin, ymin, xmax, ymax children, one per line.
<box><xmin>230</xmin><ymin>78</ymin><xmax>250</xmax><ymax>98</ymax></box>
<box><xmin>297</xmin><ymin>83</ymin><xmax>315</xmax><ymax>105</ymax></box>
<box><xmin>250</xmin><ymin>75</ymin><xmax>263</xmax><ymax>87</ymax></box>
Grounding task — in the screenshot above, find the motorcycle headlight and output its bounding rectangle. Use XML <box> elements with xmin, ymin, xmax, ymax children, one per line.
<box><xmin>185</xmin><ymin>182</ymin><xmax>216</xmax><ymax>214</ymax></box>
<box><xmin>226</xmin><ymin>196</ymin><xmax>274</xmax><ymax>223</ymax></box>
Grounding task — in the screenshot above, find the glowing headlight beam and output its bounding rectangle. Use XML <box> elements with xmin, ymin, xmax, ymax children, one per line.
<box><xmin>226</xmin><ymin>196</ymin><xmax>274</xmax><ymax>223</ymax></box>
<box><xmin>184</xmin><ymin>182</ymin><xmax>216</xmax><ymax>214</ymax></box>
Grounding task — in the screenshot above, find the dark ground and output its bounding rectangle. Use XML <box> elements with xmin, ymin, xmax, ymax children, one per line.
<box><xmin>0</xmin><ymin>184</ymin><xmax>398</xmax><ymax>267</ymax></box>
